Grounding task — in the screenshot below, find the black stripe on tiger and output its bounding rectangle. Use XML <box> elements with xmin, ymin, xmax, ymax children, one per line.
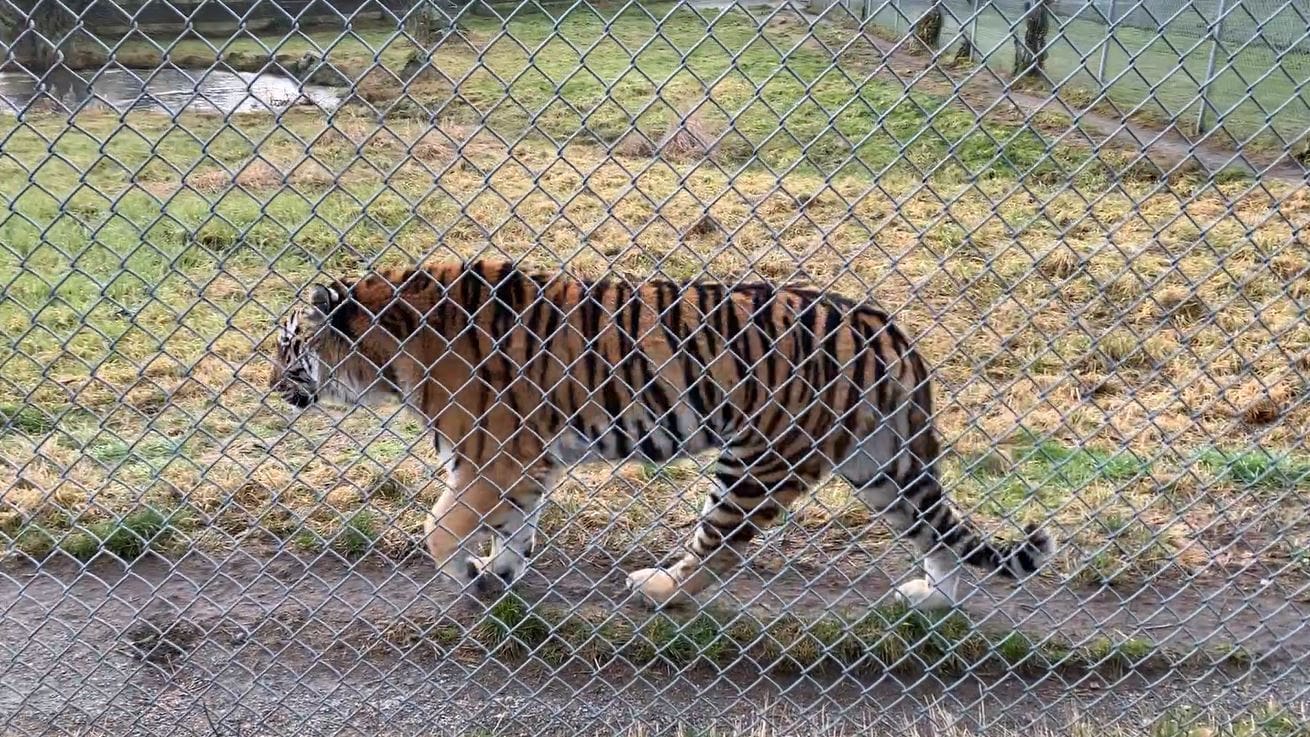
<box><xmin>269</xmin><ymin>259</ymin><xmax>1054</xmax><ymax>611</ymax></box>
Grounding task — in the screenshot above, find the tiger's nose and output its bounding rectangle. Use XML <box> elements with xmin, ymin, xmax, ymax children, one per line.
<box><xmin>283</xmin><ymin>389</ymin><xmax>315</xmax><ymax>408</ymax></box>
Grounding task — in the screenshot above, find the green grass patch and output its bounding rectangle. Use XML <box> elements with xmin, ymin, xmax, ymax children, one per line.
<box><xmin>386</xmin><ymin>592</ymin><xmax>1234</xmax><ymax>678</ymax></box>
<box><xmin>0</xmin><ymin>402</ymin><xmax>61</xmax><ymax>435</ymax></box>
<box><xmin>1008</xmin><ymin>433</ymin><xmax>1153</xmax><ymax>487</ymax></box>
<box><xmin>3</xmin><ymin>506</ymin><xmax>188</xmax><ymax>561</ymax></box>
<box><xmin>950</xmin><ymin>431</ymin><xmax>1152</xmax><ymax>517</ymax></box>
<box><xmin>1198</xmin><ymin>449</ymin><xmax>1310</xmax><ymax>490</ymax></box>
<box><xmin>293</xmin><ymin>509</ymin><xmax>383</xmax><ymax>558</ymax></box>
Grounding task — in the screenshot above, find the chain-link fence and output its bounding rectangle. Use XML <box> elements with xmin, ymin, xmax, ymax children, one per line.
<box><xmin>815</xmin><ymin>0</ymin><xmax>1310</xmax><ymax>151</ymax></box>
<box><xmin>1</xmin><ymin>0</ymin><xmax>1309</xmax><ymax>734</ymax></box>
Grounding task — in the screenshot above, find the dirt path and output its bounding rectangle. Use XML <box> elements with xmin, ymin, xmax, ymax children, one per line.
<box><xmin>1</xmin><ymin>549</ymin><xmax>1305</xmax><ymax>735</ymax></box>
<box><xmin>997</xmin><ymin>84</ymin><xmax>1307</xmax><ymax>181</ymax></box>
<box><xmin>906</xmin><ymin>56</ymin><xmax>1307</xmax><ymax>182</ymax></box>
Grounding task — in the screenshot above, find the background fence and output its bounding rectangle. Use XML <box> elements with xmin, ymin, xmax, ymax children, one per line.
<box><xmin>810</xmin><ymin>0</ymin><xmax>1310</xmax><ymax>151</ymax></box>
<box><xmin>1</xmin><ymin>0</ymin><xmax>1309</xmax><ymax>735</ymax></box>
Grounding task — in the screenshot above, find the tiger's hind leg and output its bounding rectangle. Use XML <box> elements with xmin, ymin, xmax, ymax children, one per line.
<box><xmin>846</xmin><ymin>453</ymin><xmax>1054</xmax><ymax>612</ymax></box>
<box><xmin>847</xmin><ymin>471</ymin><xmax>960</xmax><ymax>611</ymax></box>
<box><xmin>626</xmin><ymin>454</ymin><xmax>818</xmax><ymax>608</ymax></box>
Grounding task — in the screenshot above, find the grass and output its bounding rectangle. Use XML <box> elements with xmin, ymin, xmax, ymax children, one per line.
<box><xmin>859</xmin><ymin>0</ymin><xmax>1310</xmax><ymax>150</ymax></box>
<box><xmin>84</xmin><ymin>8</ymin><xmax>1082</xmax><ymax>178</ymax></box>
<box><xmin>2</xmin><ymin>505</ymin><xmax>184</xmax><ymax>561</ymax></box>
<box><xmin>1198</xmin><ymin>449</ymin><xmax>1310</xmax><ymax>489</ymax></box>
<box><xmin>0</xmin><ymin>4</ymin><xmax>1308</xmax><ymax>607</ymax></box>
<box><xmin>378</xmin><ymin>591</ymin><xmax>1233</xmax><ymax>677</ymax></box>
<box><xmin>944</xmin><ymin>432</ymin><xmax>1192</xmax><ymax>586</ymax></box>
<box><xmin>395</xmin><ymin>694</ymin><xmax>1310</xmax><ymax>737</ymax></box>
<box><xmin>293</xmin><ymin>508</ymin><xmax>383</xmax><ymax>557</ymax></box>
<box><xmin>1148</xmin><ymin>703</ymin><xmax>1310</xmax><ymax>737</ymax></box>
<box><xmin>471</xmin><ymin>705</ymin><xmax>1310</xmax><ymax>737</ymax></box>
<box><xmin>617</xmin><ymin>700</ymin><xmax>1310</xmax><ymax>737</ymax></box>
<box><xmin>0</xmin><ymin>402</ymin><xmax>62</xmax><ymax>435</ymax></box>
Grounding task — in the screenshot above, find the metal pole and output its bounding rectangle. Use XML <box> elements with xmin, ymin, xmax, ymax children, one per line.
<box><xmin>1096</xmin><ymin>0</ymin><xmax>1116</xmax><ymax>84</ymax></box>
<box><xmin>964</xmin><ymin>0</ymin><xmax>979</xmax><ymax>61</ymax></box>
<box><xmin>1197</xmin><ymin>0</ymin><xmax>1228</xmax><ymax>134</ymax></box>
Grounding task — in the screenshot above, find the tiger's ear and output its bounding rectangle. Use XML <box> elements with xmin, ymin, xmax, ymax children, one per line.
<box><xmin>304</xmin><ymin>282</ymin><xmax>345</xmax><ymax>321</ymax></box>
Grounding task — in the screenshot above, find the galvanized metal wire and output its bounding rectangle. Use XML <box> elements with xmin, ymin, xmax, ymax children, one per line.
<box><xmin>1</xmin><ymin>0</ymin><xmax>1308</xmax><ymax>734</ymax></box>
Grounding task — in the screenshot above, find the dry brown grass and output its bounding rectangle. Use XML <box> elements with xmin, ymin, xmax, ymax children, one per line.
<box><xmin>623</xmin><ymin>700</ymin><xmax>1309</xmax><ymax>737</ymax></box>
<box><xmin>126</xmin><ymin>116</ymin><xmax>484</xmax><ymax>200</ymax></box>
<box><xmin>183</xmin><ymin>158</ymin><xmax>339</xmax><ymax>194</ymax></box>
<box><xmin>660</xmin><ymin>110</ymin><xmax>720</xmax><ymax>162</ymax></box>
<box><xmin>654</xmin><ymin>108</ymin><xmax>751</xmax><ymax>165</ymax></box>
<box><xmin>614</xmin><ymin>130</ymin><xmax>658</xmax><ymax>158</ymax></box>
<box><xmin>2</xmin><ymin>58</ymin><xmax>1309</xmax><ymax>597</ymax></box>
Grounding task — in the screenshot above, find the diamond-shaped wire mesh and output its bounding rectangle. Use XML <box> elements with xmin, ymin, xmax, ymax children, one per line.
<box><xmin>1</xmin><ymin>0</ymin><xmax>1309</xmax><ymax>734</ymax></box>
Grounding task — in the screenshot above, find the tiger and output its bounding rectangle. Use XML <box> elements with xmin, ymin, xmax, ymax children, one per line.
<box><xmin>269</xmin><ymin>259</ymin><xmax>1052</xmax><ymax>610</ymax></box>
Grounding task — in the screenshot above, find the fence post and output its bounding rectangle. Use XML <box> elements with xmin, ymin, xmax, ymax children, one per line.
<box><xmin>955</xmin><ymin>0</ymin><xmax>979</xmax><ymax>63</ymax></box>
<box><xmin>1096</xmin><ymin>0</ymin><xmax>1116</xmax><ymax>85</ymax></box>
<box><xmin>1196</xmin><ymin>0</ymin><xmax>1228</xmax><ymax>134</ymax></box>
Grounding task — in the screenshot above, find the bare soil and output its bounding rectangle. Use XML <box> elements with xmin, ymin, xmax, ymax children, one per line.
<box><xmin>1</xmin><ymin>546</ymin><xmax>1306</xmax><ymax>735</ymax></box>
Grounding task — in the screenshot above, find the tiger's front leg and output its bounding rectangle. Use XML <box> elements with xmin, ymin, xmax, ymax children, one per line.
<box><xmin>472</xmin><ymin>468</ymin><xmax>556</xmax><ymax>592</ymax></box>
<box><xmin>423</xmin><ymin>450</ymin><xmax>555</xmax><ymax>598</ymax></box>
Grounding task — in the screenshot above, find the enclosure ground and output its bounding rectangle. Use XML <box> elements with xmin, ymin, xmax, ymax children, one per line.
<box><xmin>3</xmin><ymin>0</ymin><xmax>1310</xmax><ymax>635</ymax></box>
<box><xmin>847</xmin><ymin>0</ymin><xmax>1310</xmax><ymax>153</ymax></box>
<box><xmin>3</xmin><ymin>4</ymin><xmax>1310</xmax><ymax>732</ymax></box>
<box><xmin>806</xmin><ymin>12</ymin><xmax>1308</xmax><ymax>180</ymax></box>
<box><xmin>0</xmin><ymin>550</ymin><xmax>1306</xmax><ymax>736</ymax></box>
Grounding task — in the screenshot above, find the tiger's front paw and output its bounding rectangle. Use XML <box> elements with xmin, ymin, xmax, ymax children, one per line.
<box><xmin>428</xmin><ymin>557</ymin><xmax>491</xmax><ymax>615</ymax></box>
<box><xmin>893</xmin><ymin>578</ymin><xmax>956</xmax><ymax>611</ymax></box>
<box><xmin>625</xmin><ymin>568</ymin><xmax>693</xmax><ymax>608</ymax></box>
<box><xmin>471</xmin><ymin>552</ymin><xmax>526</xmax><ymax>597</ymax></box>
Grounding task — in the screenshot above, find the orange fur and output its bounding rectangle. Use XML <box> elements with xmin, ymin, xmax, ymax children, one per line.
<box><xmin>270</xmin><ymin>260</ymin><xmax>1050</xmax><ymax>609</ymax></box>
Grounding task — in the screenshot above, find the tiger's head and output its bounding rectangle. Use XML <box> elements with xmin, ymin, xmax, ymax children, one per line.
<box><xmin>271</xmin><ymin>277</ymin><xmax>430</xmax><ymax>412</ymax></box>
<box><xmin>271</xmin><ymin>283</ymin><xmax>336</xmax><ymax>409</ymax></box>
